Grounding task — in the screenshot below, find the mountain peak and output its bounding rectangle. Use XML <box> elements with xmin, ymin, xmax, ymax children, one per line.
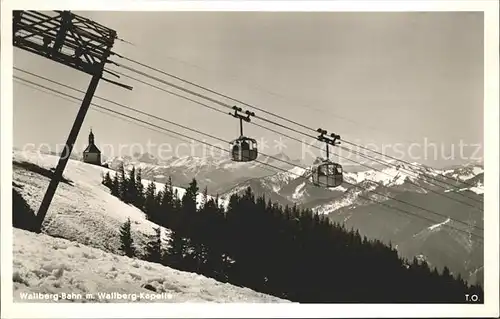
<box><xmin>132</xmin><ymin>152</ymin><xmax>159</xmax><ymax>164</ymax></box>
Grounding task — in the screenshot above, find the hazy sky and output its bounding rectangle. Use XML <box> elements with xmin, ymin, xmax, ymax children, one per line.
<box><xmin>13</xmin><ymin>11</ymin><xmax>484</xmax><ymax>167</ymax></box>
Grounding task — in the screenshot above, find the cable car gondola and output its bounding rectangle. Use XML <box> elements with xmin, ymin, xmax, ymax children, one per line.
<box><xmin>229</xmin><ymin>106</ymin><xmax>258</xmax><ymax>162</ymax></box>
<box><xmin>312</xmin><ymin>160</ymin><xmax>343</xmax><ymax>187</ymax></box>
<box><xmin>230</xmin><ymin>136</ymin><xmax>258</xmax><ymax>162</ymax></box>
<box><xmin>312</xmin><ymin>129</ymin><xmax>343</xmax><ymax>188</ymax></box>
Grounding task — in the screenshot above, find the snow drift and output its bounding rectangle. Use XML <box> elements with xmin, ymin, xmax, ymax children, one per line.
<box><xmin>12</xmin><ymin>228</ymin><xmax>287</xmax><ymax>303</ymax></box>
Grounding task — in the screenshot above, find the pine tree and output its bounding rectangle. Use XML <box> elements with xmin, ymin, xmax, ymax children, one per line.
<box><xmin>200</xmin><ymin>196</ymin><xmax>229</xmax><ymax>280</ymax></box>
<box><xmin>104</xmin><ymin>172</ymin><xmax>113</xmax><ymax>188</ymax></box>
<box><xmin>119</xmin><ymin>218</ymin><xmax>136</xmax><ymax>257</ymax></box>
<box><xmin>164</xmin><ymin>229</ymin><xmax>187</xmax><ymax>268</ymax></box>
<box><xmin>159</xmin><ymin>176</ymin><xmax>174</xmax><ymax>227</ymax></box>
<box><xmin>118</xmin><ymin>163</ymin><xmax>127</xmax><ymax>200</ymax></box>
<box><xmin>201</xmin><ymin>186</ymin><xmax>209</xmax><ymax>207</ymax></box>
<box><xmin>171</xmin><ymin>188</ymin><xmax>183</xmax><ymax>230</ymax></box>
<box><xmin>163</xmin><ymin>177</ymin><xmax>174</xmax><ymax>206</ymax></box>
<box><xmin>144</xmin><ymin>226</ymin><xmax>163</xmax><ymax>263</ymax></box>
<box><xmin>181</xmin><ymin>179</ymin><xmax>201</xmax><ymax>270</ymax></box>
<box><xmin>173</xmin><ymin>189</ymin><xmax>182</xmax><ymax>210</ymax></box>
<box><xmin>125</xmin><ymin>166</ymin><xmax>137</xmax><ymax>204</ymax></box>
<box><xmin>144</xmin><ymin>180</ymin><xmax>158</xmax><ymax>221</ymax></box>
<box><xmin>182</xmin><ymin>178</ymin><xmax>199</xmax><ymax>216</ymax></box>
<box><xmin>111</xmin><ymin>172</ymin><xmax>119</xmax><ymax>196</ymax></box>
<box><xmin>135</xmin><ymin>168</ymin><xmax>145</xmax><ymax>208</ymax></box>
<box><xmin>102</xmin><ymin>171</ymin><xmax>113</xmax><ymax>188</ymax></box>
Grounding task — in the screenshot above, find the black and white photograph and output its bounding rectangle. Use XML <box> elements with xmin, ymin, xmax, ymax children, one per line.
<box><xmin>1</xmin><ymin>0</ymin><xmax>499</xmax><ymax>318</ymax></box>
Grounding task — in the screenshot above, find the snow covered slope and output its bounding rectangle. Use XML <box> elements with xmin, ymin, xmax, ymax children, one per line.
<box><xmin>12</xmin><ymin>228</ymin><xmax>287</xmax><ymax>303</ymax></box>
<box><xmin>13</xmin><ymin>150</ymin><xmax>170</xmax><ymax>253</ymax></box>
<box><xmin>12</xmin><ymin>150</ymin><xmax>226</xmax><ymax>254</ymax></box>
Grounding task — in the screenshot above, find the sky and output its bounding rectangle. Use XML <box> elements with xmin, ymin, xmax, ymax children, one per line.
<box><xmin>13</xmin><ymin>11</ymin><xmax>484</xmax><ymax>168</ymax></box>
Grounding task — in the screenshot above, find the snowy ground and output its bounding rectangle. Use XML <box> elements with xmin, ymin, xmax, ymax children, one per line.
<box><xmin>12</xmin><ymin>150</ymin><xmax>228</xmax><ymax>255</ymax></box>
<box><xmin>12</xmin><ymin>228</ymin><xmax>287</xmax><ymax>303</ymax></box>
<box><xmin>11</xmin><ymin>149</ymin><xmax>287</xmax><ymax>302</ymax></box>
<box><xmin>13</xmin><ymin>150</ymin><xmax>171</xmax><ymax>254</ymax></box>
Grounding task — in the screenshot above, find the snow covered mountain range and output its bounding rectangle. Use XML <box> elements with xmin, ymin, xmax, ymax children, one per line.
<box><xmin>101</xmin><ymin>151</ymin><xmax>484</xmax><ymax>286</ymax></box>
<box><xmin>104</xmin><ymin>151</ymin><xmax>301</xmax><ymax>195</ymax></box>
<box><xmin>221</xmin><ymin>158</ymin><xmax>484</xmax><ymax>286</ymax></box>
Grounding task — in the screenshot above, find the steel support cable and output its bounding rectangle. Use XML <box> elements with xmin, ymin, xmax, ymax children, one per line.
<box><xmin>18</xmin><ymin>64</ymin><xmax>483</xmax><ymax>212</ymax></box>
<box><xmin>99</xmin><ymin>67</ymin><xmax>484</xmax><ymax>209</ymax></box>
<box><xmin>16</xmin><ymin>66</ymin><xmax>484</xmax><ymax>211</ymax></box>
<box><xmin>14</xmin><ymin>76</ymin><xmax>483</xmax><ymax>240</ymax></box>
<box><xmin>16</xmin><ymin>76</ymin><xmax>280</xmax><ymax>197</ymax></box>
<box><xmin>112</xmin><ymin>65</ymin><xmax>324</xmax><ymax>141</ymax></box>
<box><xmin>113</xmin><ymin>57</ymin><xmax>484</xmax><ymax>196</ymax></box>
<box><xmin>14</xmin><ymin>79</ymin><xmax>192</xmax><ymax>144</ymax></box>
<box><xmin>115</xmin><ymin>56</ymin><xmax>314</xmax><ymax>132</ymax></box>
<box><xmin>17</xmin><ymin>67</ymin><xmax>398</xmax><ymax>182</ymax></box>
<box><xmin>13</xmin><ymin>76</ymin><xmax>288</xmax><ymax>177</ymax></box>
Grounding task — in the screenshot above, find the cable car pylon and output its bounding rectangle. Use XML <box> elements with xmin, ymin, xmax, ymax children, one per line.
<box><xmin>229</xmin><ymin>106</ymin><xmax>258</xmax><ymax>162</ymax></box>
<box><xmin>312</xmin><ymin>128</ymin><xmax>343</xmax><ymax>188</ymax></box>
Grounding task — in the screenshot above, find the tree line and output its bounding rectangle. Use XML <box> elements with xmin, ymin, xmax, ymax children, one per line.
<box><xmin>102</xmin><ymin>164</ymin><xmax>484</xmax><ymax>303</ymax></box>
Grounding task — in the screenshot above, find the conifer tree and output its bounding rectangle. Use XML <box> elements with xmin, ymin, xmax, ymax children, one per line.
<box><xmin>159</xmin><ymin>176</ymin><xmax>174</xmax><ymax>226</ymax></box>
<box><xmin>182</xmin><ymin>178</ymin><xmax>199</xmax><ymax>216</ymax></box>
<box><xmin>173</xmin><ymin>188</ymin><xmax>182</xmax><ymax>210</ymax></box>
<box><xmin>135</xmin><ymin>168</ymin><xmax>145</xmax><ymax>208</ymax></box>
<box><xmin>111</xmin><ymin>172</ymin><xmax>120</xmax><ymax>196</ymax></box>
<box><xmin>118</xmin><ymin>163</ymin><xmax>127</xmax><ymax>200</ymax></box>
<box><xmin>144</xmin><ymin>226</ymin><xmax>163</xmax><ymax>263</ymax></box>
<box><xmin>164</xmin><ymin>229</ymin><xmax>187</xmax><ymax>268</ymax></box>
<box><xmin>201</xmin><ymin>186</ymin><xmax>209</xmax><ymax>207</ymax></box>
<box><xmin>102</xmin><ymin>171</ymin><xmax>112</xmax><ymax>188</ymax></box>
<box><xmin>171</xmin><ymin>188</ymin><xmax>183</xmax><ymax>230</ymax></box>
<box><xmin>163</xmin><ymin>177</ymin><xmax>174</xmax><ymax>207</ymax></box>
<box><xmin>181</xmin><ymin>179</ymin><xmax>203</xmax><ymax>270</ymax></box>
<box><xmin>125</xmin><ymin>166</ymin><xmax>137</xmax><ymax>204</ymax></box>
<box><xmin>144</xmin><ymin>180</ymin><xmax>158</xmax><ymax>221</ymax></box>
<box><xmin>119</xmin><ymin>217</ymin><xmax>136</xmax><ymax>257</ymax></box>
<box><xmin>200</xmin><ymin>196</ymin><xmax>229</xmax><ymax>280</ymax></box>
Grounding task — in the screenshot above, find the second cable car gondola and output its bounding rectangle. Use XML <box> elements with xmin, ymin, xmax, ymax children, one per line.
<box><xmin>312</xmin><ymin>160</ymin><xmax>343</xmax><ymax>187</ymax></box>
<box><xmin>229</xmin><ymin>106</ymin><xmax>258</xmax><ymax>162</ymax></box>
<box><xmin>312</xmin><ymin>129</ymin><xmax>343</xmax><ymax>188</ymax></box>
